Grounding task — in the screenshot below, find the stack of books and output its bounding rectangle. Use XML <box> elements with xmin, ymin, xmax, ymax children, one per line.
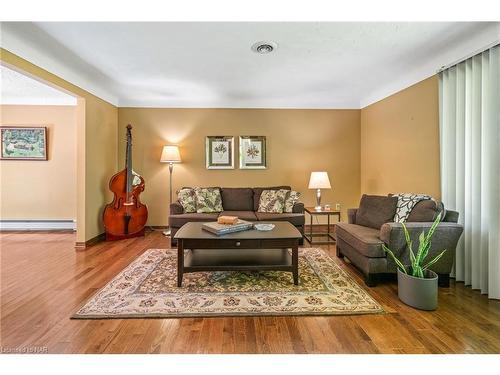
<box><xmin>202</xmin><ymin>219</ymin><xmax>253</xmax><ymax>235</ymax></box>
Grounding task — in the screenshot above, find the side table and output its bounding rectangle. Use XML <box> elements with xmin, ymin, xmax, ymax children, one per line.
<box><xmin>304</xmin><ymin>207</ymin><xmax>341</xmax><ymax>244</ymax></box>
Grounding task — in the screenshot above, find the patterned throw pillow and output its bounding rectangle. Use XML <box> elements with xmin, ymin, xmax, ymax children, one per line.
<box><xmin>177</xmin><ymin>188</ymin><xmax>196</xmax><ymax>213</ymax></box>
<box><xmin>194</xmin><ymin>187</ymin><xmax>223</xmax><ymax>213</ymax></box>
<box><xmin>258</xmin><ymin>189</ymin><xmax>288</xmax><ymax>213</ymax></box>
<box><xmin>284</xmin><ymin>190</ymin><xmax>301</xmax><ymax>213</ymax></box>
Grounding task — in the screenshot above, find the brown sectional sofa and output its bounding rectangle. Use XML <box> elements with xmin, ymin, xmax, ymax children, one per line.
<box><xmin>169</xmin><ymin>186</ymin><xmax>305</xmax><ymax>246</ymax></box>
<box><xmin>336</xmin><ymin>195</ymin><xmax>464</xmax><ymax>287</ymax></box>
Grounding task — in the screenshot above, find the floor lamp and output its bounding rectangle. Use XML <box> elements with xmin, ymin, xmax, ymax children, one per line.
<box><xmin>160</xmin><ymin>145</ymin><xmax>181</xmax><ymax>236</ymax></box>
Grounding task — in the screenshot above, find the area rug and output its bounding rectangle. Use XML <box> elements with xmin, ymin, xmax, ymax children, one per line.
<box><xmin>73</xmin><ymin>248</ymin><xmax>383</xmax><ymax>318</ymax></box>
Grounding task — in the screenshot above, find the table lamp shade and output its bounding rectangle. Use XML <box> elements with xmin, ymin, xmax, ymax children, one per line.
<box><xmin>160</xmin><ymin>145</ymin><xmax>181</xmax><ymax>163</ymax></box>
<box><xmin>308</xmin><ymin>171</ymin><xmax>331</xmax><ymax>189</ymax></box>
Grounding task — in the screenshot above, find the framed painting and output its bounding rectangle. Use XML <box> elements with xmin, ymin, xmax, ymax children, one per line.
<box><xmin>205</xmin><ymin>136</ymin><xmax>234</xmax><ymax>169</ymax></box>
<box><xmin>0</xmin><ymin>126</ymin><xmax>48</xmax><ymax>160</ymax></box>
<box><xmin>239</xmin><ymin>136</ymin><xmax>267</xmax><ymax>169</ymax></box>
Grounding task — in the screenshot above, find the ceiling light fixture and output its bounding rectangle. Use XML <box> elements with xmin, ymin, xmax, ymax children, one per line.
<box><xmin>251</xmin><ymin>41</ymin><xmax>278</xmax><ymax>54</ymax></box>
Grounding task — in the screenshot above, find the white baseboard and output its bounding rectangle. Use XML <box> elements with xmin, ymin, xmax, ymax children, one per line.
<box><xmin>0</xmin><ymin>220</ymin><xmax>76</xmax><ymax>231</ymax></box>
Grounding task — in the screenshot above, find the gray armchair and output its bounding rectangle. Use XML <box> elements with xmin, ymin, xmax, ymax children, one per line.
<box><xmin>336</xmin><ymin>206</ymin><xmax>463</xmax><ymax>287</ymax></box>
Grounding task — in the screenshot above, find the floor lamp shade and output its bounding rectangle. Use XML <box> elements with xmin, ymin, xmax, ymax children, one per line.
<box><xmin>160</xmin><ymin>145</ymin><xmax>181</xmax><ymax>163</ymax></box>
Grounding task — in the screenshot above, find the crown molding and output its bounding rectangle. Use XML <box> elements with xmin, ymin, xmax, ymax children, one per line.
<box><xmin>116</xmin><ymin>99</ymin><xmax>360</xmax><ymax>109</ymax></box>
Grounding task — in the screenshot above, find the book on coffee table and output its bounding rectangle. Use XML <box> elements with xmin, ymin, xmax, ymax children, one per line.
<box><xmin>202</xmin><ymin>220</ymin><xmax>254</xmax><ymax>236</ymax></box>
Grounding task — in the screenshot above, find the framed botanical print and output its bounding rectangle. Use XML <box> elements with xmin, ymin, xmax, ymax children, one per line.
<box><xmin>239</xmin><ymin>136</ymin><xmax>267</xmax><ymax>169</ymax></box>
<box><xmin>0</xmin><ymin>126</ymin><xmax>48</xmax><ymax>160</ymax></box>
<box><xmin>206</xmin><ymin>136</ymin><xmax>234</xmax><ymax>169</ymax></box>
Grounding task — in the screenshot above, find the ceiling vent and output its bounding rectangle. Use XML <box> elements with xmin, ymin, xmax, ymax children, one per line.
<box><xmin>251</xmin><ymin>41</ymin><xmax>278</xmax><ymax>54</ymax></box>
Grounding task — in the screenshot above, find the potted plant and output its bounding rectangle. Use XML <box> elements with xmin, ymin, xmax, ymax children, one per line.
<box><xmin>383</xmin><ymin>215</ymin><xmax>446</xmax><ymax>311</ymax></box>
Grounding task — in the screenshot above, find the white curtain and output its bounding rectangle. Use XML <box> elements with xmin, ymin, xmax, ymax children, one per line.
<box><xmin>439</xmin><ymin>45</ymin><xmax>500</xmax><ymax>299</ymax></box>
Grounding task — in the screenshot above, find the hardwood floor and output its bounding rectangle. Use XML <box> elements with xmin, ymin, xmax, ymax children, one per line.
<box><xmin>1</xmin><ymin>230</ymin><xmax>499</xmax><ymax>354</ymax></box>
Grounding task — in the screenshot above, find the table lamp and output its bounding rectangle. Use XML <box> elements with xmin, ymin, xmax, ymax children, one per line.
<box><xmin>160</xmin><ymin>145</ymin><xmax>181</xmax><ymax>236</ymax></box>
<box><xmin>308</xmin><ymin>171</ymin><xmax>331</xmax><ymax>211</ymax></box>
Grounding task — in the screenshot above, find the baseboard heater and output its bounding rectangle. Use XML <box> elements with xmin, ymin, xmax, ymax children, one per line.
<box><xmin>0</xmin><ymin>219</ymin><xmax>76</xmax><ymax>231</ymax></box>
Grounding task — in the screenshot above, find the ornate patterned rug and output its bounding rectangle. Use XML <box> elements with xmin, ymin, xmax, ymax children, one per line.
<box><xmin>73</xmin><ymin>248</ymin><xmax>383</xmax><ymax>318</ymax></box>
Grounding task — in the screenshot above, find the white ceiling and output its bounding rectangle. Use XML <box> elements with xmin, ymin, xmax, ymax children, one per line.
<box><xmin>0</xmin><ymin>65</ymin><xmax>77</xmax><ymax>105</ymax></box>
<box><xmin>1</xmin><ymin>22</ymin><xmax>499</xmax><ymax>108</ymax></box>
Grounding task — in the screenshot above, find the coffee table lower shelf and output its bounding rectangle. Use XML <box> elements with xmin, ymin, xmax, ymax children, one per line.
<box><xmin>177</xmin><ymin>247</ymin><xmax>298</xmax><ymax>287</ymax></box>
<box><xmin>175</xmin><ymin>222</ymin><xmax>302</xmax><ymax>288</ymax></box>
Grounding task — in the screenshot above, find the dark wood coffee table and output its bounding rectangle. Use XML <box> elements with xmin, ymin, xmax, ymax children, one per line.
<box><xmin>174</xmin><ymin>221</ymin><xmax>302</xmax><ymax>287</ymax></box>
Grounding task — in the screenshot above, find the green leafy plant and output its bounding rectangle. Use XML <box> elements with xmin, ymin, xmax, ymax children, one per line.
<box><xmin>383</xmin><ymin>214</ymin><xmax>446</xmax><ymax>278</ymax></box>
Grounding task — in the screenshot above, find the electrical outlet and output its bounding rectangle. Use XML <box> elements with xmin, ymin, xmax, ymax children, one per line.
<box><xmin>335</xmin><ymin>203</ymin><xmax>341</xmax><ymax>211</ymax></box>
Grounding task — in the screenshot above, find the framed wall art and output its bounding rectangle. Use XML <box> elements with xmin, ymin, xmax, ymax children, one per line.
<box><xmin>0</xmin><ymin>126</ymin><xmax>48</xmax><ymax>161</ymax></box>
<box><xmin>239</xmin><ymin>136</ymin><xmax>267</xmax><ymax>169</ymax></box>
<box><xmin>205</xmin><ymin>136</ymin><xmax>234</xmax><ymax>169</ymax></box>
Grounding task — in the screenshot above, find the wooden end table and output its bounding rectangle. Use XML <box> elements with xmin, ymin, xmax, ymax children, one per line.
<box><xmin>304</xmin><ymin>207</ymin><xmax>341</xmax><ymax>244</ymax></box>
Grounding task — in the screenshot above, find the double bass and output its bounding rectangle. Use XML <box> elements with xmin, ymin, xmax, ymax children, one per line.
<box><xmin>103</xmin><ymin>124</ymin><xmax>148</xmax><ymax>240</ymax></box>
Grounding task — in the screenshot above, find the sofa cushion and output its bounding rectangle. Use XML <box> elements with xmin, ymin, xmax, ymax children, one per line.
<box><xmin>169</xmin><ymin>213</ymin><xmax>219</xmax><ymax>228</ymax></box>
<box><xmin>355</xmin><ymin>194</ymin><xmax>398</xmax><ymax>229</ymax></box>
<box><xmin>220</xmin><ymin>211</ymin><xmax>258</xmax><ymax>221</ymax></box>
<box><xmin>292</xmin><ymin>202</ymin><xmax>305</xmax><ymax>214</ymax></box>
<box><xmin>255</xmin><ymin>212</ymin><xmax>305</xmax><ymax>226</ymax></box>
<box><xmin>407</xmin><ymin>199</ymin><xmax>442</xmax><ymax>222</ymax></box>
<box><xmin>253</xmin><ymin>186</ymin><xmax>291</xmax><ymax>211</ymax></box>
<box><xmin>177</xmin><ymin>188</ymin><xmax>196</xmax><ymax>213</ymax></box>
<box><xmin>194</xmin><ymin>187</ymin><xmax>223</xmax><ymax>213</ymax></box>
<box><xmin>170</xmin><ymin>202</ymin><xmax>184</xmax><ymax>215</ymax></box>
<box><xmin>221</xmin><ymin>188</ymin><xmax>254</xmax><ymax>211</ymax></box>
<box><xmin>335</xmin><ymin>223</ymin><xmax>385</xmax><ymax>258</ymax></box>
<box><xmin>258</xmin><ymin>189</ymin><xmax>288</xmax><ymax>213</ymax></box>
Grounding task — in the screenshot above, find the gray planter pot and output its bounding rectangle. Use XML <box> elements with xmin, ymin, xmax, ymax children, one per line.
<box><xmin>397</xmin><ymin>268</ymin><xmax>438</xmax><ymax>311</ymax></box>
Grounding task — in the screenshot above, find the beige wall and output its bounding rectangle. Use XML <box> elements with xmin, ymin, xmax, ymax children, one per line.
<box><xmin>0</xmin><ymin>105</ymin><xmax>76</xmax><ymax>220</ymax></box>
<box><xmin>118</xmin><ymin>108</ymin><xmax>361</xmax><ymax>225</ymax></box>
<box><xmin>360</xmin><ymin>76</ymin><xmax>441</xmax><ymax>199</ymax></box>
<box><xmin>0</xmin><ymin>48</ymin><xmax>443</xmax><ymax>241</ymax></box>
<box><xmin>1</xmin><ymin>48</ymin><xmax>118</xmax><ymax>242</ymax></box>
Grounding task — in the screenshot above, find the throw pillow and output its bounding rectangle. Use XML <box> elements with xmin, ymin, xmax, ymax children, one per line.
<box><xmin>194</xmin><ymin>187</ymin><xmax>223</xmax><ymax>213</ymax></box>
<box><xmin>406</xmin><ymin>199</ymin><xmax>439</xmax><ymax>222</ymax></box>
<box><xmin>177</xmin><ymin>188</ymin><xmax>196</xmax><ymax>213</ymax></box>
<box><xmin>355</xmin><ymin>194</ymin><xmax>398</xmax><ymax>229</ymax></box>
<box><xmin>391</xmin><ymin>193</ymin><xmax>434</xmax><ymax>223</ymax></box>
<box><xmin>253</xmin><ymin>186</ymin><xmax>291</xmax><ymax>211</ymax></box>
<box><xmin>258</xmin><ymin>189</ymin><xmax>288</xmax><ymax>213</ymax></box>
<box><xmin>284</xmin><ymin>190</ymin><xmax>301</xmax><ymax>213</ymax></box>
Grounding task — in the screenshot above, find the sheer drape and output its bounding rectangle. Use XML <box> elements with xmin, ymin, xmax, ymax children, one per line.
<box><xmin>439</xmin><ymin>45</ymin><xmax>500</xmax><ymax>299</ymax></box>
